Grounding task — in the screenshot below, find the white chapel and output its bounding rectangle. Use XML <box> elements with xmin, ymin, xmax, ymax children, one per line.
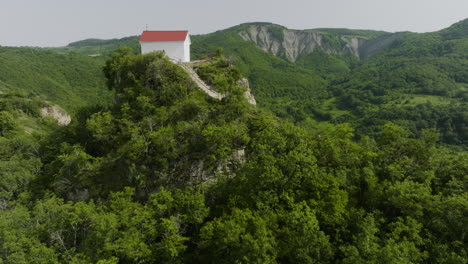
<box><xmin>139</xmin><ymin>30</ymin><xmax>191</xmax><ymax>62</ymax></box>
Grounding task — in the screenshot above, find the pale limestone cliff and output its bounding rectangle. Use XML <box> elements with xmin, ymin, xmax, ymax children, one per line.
<box><xmin>239</xmin><ymin>25</ymin><xmax>400</xmax><ymax>61</ymax></box>
<box><xmin>237</xmin><ymin>78</ymin><xmax>256</xmax><ymax>105</ymax></box>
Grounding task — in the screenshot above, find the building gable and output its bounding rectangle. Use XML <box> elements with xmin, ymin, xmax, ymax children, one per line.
<box><xmin>139</xmin><ymin>30</ymin><xmax>191</xmax><ymax>62</ymax></box>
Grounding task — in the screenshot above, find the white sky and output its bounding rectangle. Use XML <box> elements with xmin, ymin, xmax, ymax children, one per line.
<box><xmin>0</xmin><ymin>0</ymin><xmax>467</xmax><ymax>47</ymax></box>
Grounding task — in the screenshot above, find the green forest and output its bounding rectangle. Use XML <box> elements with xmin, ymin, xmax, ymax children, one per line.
<box><xmin>0</xmin><ymin>47</ymin><xmax>466</xmax><ymax>263</ymax></box>
<box><xmin>0</xmin><ymin>19</ymin><xmax>467</xmax><ymax>263</ymax></box>
<box><xmin>190</xmin><ymin>20</ymin><xmax>468</xmax><ymax>147</ymax></box>
<box><xmin>12</xmin><ymin>19</ymin><xmax>468</xmax><ymax>147</ymax></box>
<box><xmin>0</xmin><ymin>47</ymin><xmax>113</xmax><ymax>111</ymax></box>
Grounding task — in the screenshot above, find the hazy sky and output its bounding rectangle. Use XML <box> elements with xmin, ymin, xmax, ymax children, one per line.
<box><xmin>1</xmin><ymin>0</ymin><xmax>467</xmax><ymax>47</ymax></box>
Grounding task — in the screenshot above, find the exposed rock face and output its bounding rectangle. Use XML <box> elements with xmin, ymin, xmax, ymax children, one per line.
<box><xmin>189</xmin><ymin>148</ymin><xmax>247</xmax><ymax>184</ymax></box>
<box><xmin>239</xmin><ymin>25</ymin><xmax>401</xmax><ymax>61</ymax></box>
<box><xmin>237</xmin><ymin>78</ymin><xmax>257</xmax><ymax>105</ymax></box>
<box><xmin>40</xmin><ymin>106</ymin><xmax>71</xmax><ymax>125</ymax></box>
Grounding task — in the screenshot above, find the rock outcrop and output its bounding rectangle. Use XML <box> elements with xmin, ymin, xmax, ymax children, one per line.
<box><xmin>239</xmin><ymin>25</ymin><xmax>402</xmax><ymax>61</ymax></box>
<box><xmin>189</xmin><ymin>148</ymin><xmax>247</xmax><ymax>184</ymax></box>
<box><xmin>40</xmin><ymin>105</ymin><xmax>71</xmax><ymax>125</ymax></box>
<box><xmin>237</xmin><ymin>78</ymin><xmax>257</xmax><ymax>105</ymax></box>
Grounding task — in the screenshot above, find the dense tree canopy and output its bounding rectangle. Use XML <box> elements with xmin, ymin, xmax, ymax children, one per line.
<box><xmin>0</xmin><ymin>49</ymin><xmax>466</xmax><ymax>263</ymax></box>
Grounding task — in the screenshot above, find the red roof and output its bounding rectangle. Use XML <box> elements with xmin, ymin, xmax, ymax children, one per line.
<box><xmin>139</xmin><ymin>30</ymin><xmax>188</xmax><ymax>42</ymax></box>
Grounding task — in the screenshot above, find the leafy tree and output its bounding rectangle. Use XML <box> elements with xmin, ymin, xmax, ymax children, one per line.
<box><xmin>199</xmin><ymin>208</ymin><xmax>277</xmax><ymax>264</ymax></box>
<box><xmin>0</xmin><ymin>111</ymin><xmax>17</xmax><ymax>136</ymax></box>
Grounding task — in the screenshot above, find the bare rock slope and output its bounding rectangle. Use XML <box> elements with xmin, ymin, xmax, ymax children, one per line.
<box><xmin>239</xmin><ymin>25</ymin><xmax>402</xmax><ymax>61</ymax></box>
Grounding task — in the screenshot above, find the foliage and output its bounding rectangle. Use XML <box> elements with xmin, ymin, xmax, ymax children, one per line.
<box><xmin>193</xmin><ymin>53</ymin><xmax>242</xmax><ymax>93</ymax></box>
<box><xmin>305</xmin><ymin>28</ymin><xmax>390</xmax><ymax>39</ymax></box>
<box><xmin>49</xmin><ymin>36</ymin><xmax>141</xmax><ymax>59</ymax></box>
<box><xmin>35</xmin><ymin>20</ymin><xmax>468</xmax><ymax>146</ymax></box>
<box><xmin>190</xmin><ymin>21</ymin><xmax>468</xmax><ymax>146</ymax></box>
<box><xmin>0</xmin><ymin>47</ymin><xmax>112</xmax><ymax>111</ymax></box>
<box><xmin>0</xmin><ymin>26</ymin><xmax>467</xmax><ymax>263</ymax></box>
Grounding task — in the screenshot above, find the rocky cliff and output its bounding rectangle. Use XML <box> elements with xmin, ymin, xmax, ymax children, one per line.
<box><xmin>239</xmin><ymin>24</ymin><xmax>402</xmax><ymax>61</ymax></box>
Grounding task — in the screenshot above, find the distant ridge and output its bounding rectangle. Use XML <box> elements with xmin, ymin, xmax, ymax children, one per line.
<box><xmin>67</xmin><ymin>36</ymin><xmax>138</xmax><ymax>47</ymax></box>
<box><xmin>440</xmin><ymin>18</ymin><xmax>468</xmax><ymax>39</ymax></box>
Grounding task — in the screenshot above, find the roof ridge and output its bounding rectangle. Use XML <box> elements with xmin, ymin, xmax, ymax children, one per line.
<box><xmin>139</xmin><ymin>30</ymin><xmax>189</xmax><ymax>42</ymax></box>
<box><xmin>143</xmin><ymin>30</ymin><xmax>188</xmax><ymax>32</ymax></box>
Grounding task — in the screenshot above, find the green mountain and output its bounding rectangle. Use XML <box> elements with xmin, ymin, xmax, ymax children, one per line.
<box><xmin>50</xmin><ymin>36</ymin><xmax>141</xmax><ymax>60</ymax></box>
<box><xmin>4</xmin><ymin>20</ymin><xmax>468</xmax><ymax>146</ymax></box>
<box><xmin>0</xmin><ymin>48</ymin><xmax>466</xmax><ymax>263</ymax></box>
<box><xmin>0</xmin><ymin>46</ymin><xmax>112</xmax><ymax>111</ymax></box>
<box><xmin>188</xmin><ymin>21</ymin><xmax>468</xmax><ymax>145</ymax></box>
<box><xmin>0</xmin><ymin>18</ymin><xmax>466</xmax><ymax>263</ymax></box>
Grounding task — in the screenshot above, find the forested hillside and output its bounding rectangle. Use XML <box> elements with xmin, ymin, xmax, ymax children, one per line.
<box><xmin>0</xmin><ymin>18</ymin><xmax>466</xmax><ymax>263</ymax></box>
<box><xmin>0</xmin><ymin>49</ymin><xmax>466</xmax><ymax>263</ymax></box>
<box><xmin>190</xmin><ymin>20</ymin><xmax>468</xmax><ymax>146</ymax></box>
<box><xmin>0</xmin><ymin>47</ymin><xmax>112</xmax><ymax>110</ymax></box>
<box><xmin>332</xmin><ymin>19</ymin><xmax>468</xmax><ymax>145</ymax></box>
<box><xmin>43</xmin><ymin>20</ymin><xmax>468</xmax><ymax>146</ymax></box>
<box><xmin>50</xmin><ymin>36</ymin><xmax>141</xmax><ymax>60</ymax></box>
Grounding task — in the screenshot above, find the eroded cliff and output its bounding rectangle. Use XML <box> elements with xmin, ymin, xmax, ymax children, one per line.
<box><xmin>238</xmin><ymin>24</ymin><xmax>401</xmax><ymax>61</ymax></box>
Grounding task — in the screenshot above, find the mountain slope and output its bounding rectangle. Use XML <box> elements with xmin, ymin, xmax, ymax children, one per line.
<box><xmin>191</xmin><ymin>24</ymin><xmax>340</xmax><ymax>122</ymax></box>
<box><xmin>237</xmin><ymin>23</ymin><xmax>399</xmax><ymax>61</ymax></box>
<box><xmin>0</xmin><ymin>47</ymin><xmax>112</xmax><ymax>110</ymax></box>
<box><xmin>7</xmin><ymin>19</ymin><xmax>468</xmax><ymax>145</ymax></box>
<box><xmin>50</xmin><ymin>36</ymin><xmax>140</xmax><ymax>59</ymax></box>
<box><xmin>190</xmin><ymin>21</ymin><xmax>468</xmax><ymax>146</ymax></box>
<box><xmin>1</xmin><ymin>49</ymin><xmax>466</xmax><ymax>263</ymax></box>
<box><xmin>189</xmin><ymin>22</ymin><xmax>404</xmax><ymax>123</ymax></box>
<box><xmin>331</xmin><ymin>20</ymin><xmax>468</xmax><ymax>144</ymax></box>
